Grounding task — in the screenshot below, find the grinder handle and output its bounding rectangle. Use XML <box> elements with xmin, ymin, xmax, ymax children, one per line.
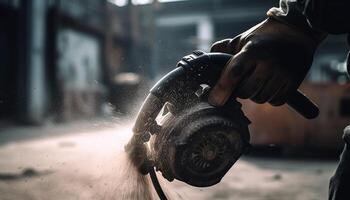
<box><xmin>286</xmin><ymin>90</ymin><xmax>319</xmax><ymax>119</ymax></box>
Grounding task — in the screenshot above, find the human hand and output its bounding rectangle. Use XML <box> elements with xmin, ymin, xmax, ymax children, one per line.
<box><xmin>209</xmin><ymin>18</ymin><xmax>324</xmax><ymax>107</ymax></box>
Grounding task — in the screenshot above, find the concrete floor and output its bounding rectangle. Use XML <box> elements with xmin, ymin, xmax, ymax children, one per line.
<box><xmin>0</xmin><ymin>119</ymin><xmax>338</xmax><ymax>200</ymax></box>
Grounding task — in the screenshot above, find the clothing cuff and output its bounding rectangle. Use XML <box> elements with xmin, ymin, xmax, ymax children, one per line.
<box><xmin>267</xmin><ymin>1</ymin><xmax>327</xmax><ymax>44</ymax></box>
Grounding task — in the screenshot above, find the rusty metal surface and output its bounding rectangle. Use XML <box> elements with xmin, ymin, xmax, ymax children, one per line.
<box><xmin>241</xmin><ymin>83</ymin><xmax>350</xmax><ymax>149</ymax></box>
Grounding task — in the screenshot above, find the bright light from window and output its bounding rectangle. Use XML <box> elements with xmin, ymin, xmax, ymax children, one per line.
<box><xmin>131</xmin><ymin>0</ymin><xmax>153</xmax><ymax>5</ymax></box>
<box><xmin>109</xmin><ymin>0</ymin><xmax>189</xmax><ymax>6</ymax></box>
<box><xmin>159</xmin><ymin>0</ymin><xmax>188</xmax><ymax>2</ymax></box>
<box><xmin>108</xmin><ymin>0</ymin><xmax>128</xmax><ymax>7</ymax></box>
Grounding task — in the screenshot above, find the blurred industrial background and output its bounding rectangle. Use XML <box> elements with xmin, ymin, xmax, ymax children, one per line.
<box><xmin>0</xmin><ymin>0</ymin><xmax>349</xmax><ymax>199</ymax></box>
<box><xmin>1</xmin><ymin>0</ymin><xmax>349</xmax><ymax>148</ymax></box>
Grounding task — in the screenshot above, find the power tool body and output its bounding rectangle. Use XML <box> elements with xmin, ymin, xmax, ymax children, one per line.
<box><xmin>125</xmin><ymin>51</ymin><xmax>318</xmax><ymax>200</ymax></box>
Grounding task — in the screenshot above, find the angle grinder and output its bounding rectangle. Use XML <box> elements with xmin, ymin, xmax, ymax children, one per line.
<box><xmin>125</xmin><ymin>51</ymin><xmax>319</xmax><ymax>200</ymax></box>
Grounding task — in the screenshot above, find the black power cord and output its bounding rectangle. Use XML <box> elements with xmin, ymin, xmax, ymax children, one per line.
<box><xmin>149</xmin><ymin>168</ymin><xmax>168</xmax><ymax>200</ymax></box>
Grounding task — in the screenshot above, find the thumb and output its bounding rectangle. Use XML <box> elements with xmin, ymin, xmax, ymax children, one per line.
<box><xmin>210</xmin><ymin>36</ymin><xmax>241</xmax><ymax>54</ymax></box>
<box><xmin>208</xmin><ymin>51</ymin><xmax>255</xmax><ymax>106</ymax></box>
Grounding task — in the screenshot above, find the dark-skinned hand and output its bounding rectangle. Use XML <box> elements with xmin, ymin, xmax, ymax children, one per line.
<box><xmin>209</xmin><ymin>18</ymin><xmax>324</xmax><ymax>106</ymax></box>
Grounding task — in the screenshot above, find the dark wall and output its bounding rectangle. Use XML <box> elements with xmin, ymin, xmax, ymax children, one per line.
<box><xmin>0</xmin><ymin>6</ymin><xmax>19</xmax><ymax>119</ymax></box>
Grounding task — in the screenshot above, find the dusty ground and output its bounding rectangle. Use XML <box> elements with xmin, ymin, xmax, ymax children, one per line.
<box><xmin>0</xmin><ymin>119</ymin><xmax>338</xmax><ymax>200</ymax></box>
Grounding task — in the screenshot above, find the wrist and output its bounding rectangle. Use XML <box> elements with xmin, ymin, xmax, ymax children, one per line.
<box><xmin>270</xmin><ymin>16</ymin><xmax>326</xmax><ymax>44</ymax></box>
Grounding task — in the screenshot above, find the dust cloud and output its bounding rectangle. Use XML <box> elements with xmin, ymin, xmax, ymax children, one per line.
<box><xmin>115</xmin><ymin>122</ymin><xmax>181</xmax><ymax>200</ymax></box>
<box><xmin>109</xmin><ymin>152</ymin><xmax>155</xmax><ymax>200</ymax></box>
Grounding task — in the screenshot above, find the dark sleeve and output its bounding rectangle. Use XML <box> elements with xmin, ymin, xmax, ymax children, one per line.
<box><xmin>267</xmin><ymin>0</ymin><xmax>350</xmax><ymax>34</ymax></box>
<box><xmin>329</xmin><ymin>126</ymin><xmax>350</xmax><ymax>199</ymax></box>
